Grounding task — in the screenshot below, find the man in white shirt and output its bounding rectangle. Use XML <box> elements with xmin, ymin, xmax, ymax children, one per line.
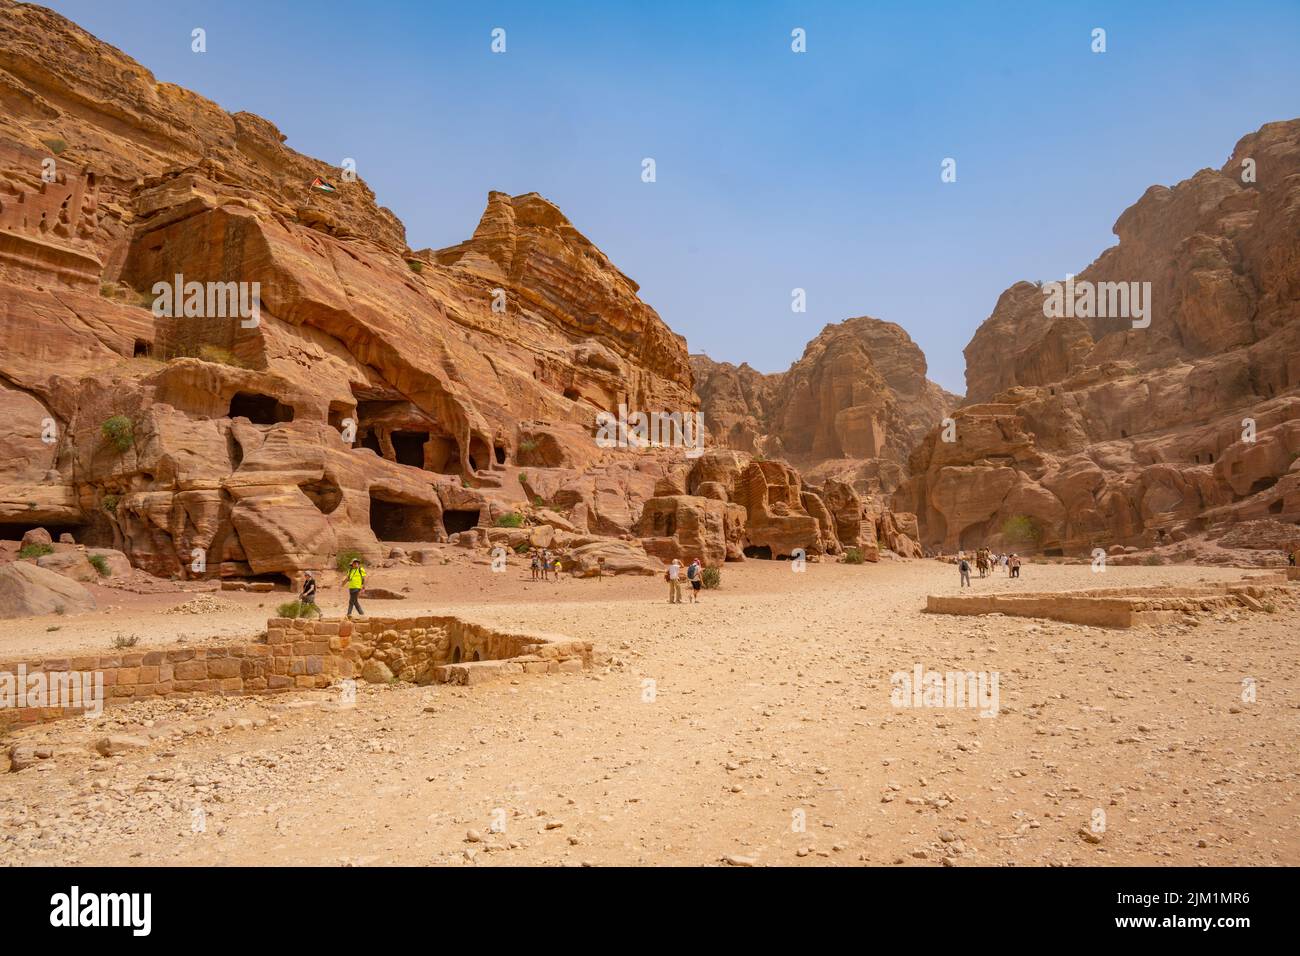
<box><xmin>666</xmin><ymin>558</ymin><xmax>683</xmax><ymax>604</ymax></box>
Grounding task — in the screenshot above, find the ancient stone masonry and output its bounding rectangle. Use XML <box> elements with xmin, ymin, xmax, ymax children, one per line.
<box><xmin>0</xmin><ymin>614</ymin><xmax>591</xmax><ymax>725</ymax></box>
<box><xmin>925</xmin><ymin>576</ymin><xmax>1290</xmax><ymax>628</ymax></box>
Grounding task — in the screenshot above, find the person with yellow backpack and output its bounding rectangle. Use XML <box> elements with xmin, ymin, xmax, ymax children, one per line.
<box><xmin>345</xmin><ymin>557</ymin><xmax>367</xmax><ymax>618</ymax></box>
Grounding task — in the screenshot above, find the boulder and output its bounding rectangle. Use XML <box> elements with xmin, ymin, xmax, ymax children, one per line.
<box><xmin>0</xmin><ymin>562</ymin><xmax>97</xmax><ymax>618</ymax></box>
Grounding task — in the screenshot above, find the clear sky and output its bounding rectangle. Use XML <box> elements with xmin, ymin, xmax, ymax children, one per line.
<box><xmin>37</xmin><ymin>0</ymin><xmax>1300</xmax><ymax>394</ymax></box>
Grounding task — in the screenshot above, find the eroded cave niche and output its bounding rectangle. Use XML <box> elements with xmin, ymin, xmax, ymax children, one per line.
<box><xmin>229</xmin><ymin>391</ymin><xmax>294</xmax><ymax>425</ymax></box>
<box><xmin>442</xmin><ymin>509</ymin><xmax>481</xmax><ymax>535</ymax></box>
<box><xmin>369</xmin><ymin>493</ymin><xmax>440</xmax><ymax>541</ymax></box>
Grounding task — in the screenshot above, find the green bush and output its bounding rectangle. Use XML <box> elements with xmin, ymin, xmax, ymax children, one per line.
<box><xmin>335</xmin><ymin>549</ymin><xmax>363</xmax><ymax>572</ymax></box>
<box><xmin>42</xmin><ymin>138</ymin><xmax>67</xmax><ymax>155</ymax></box>
<box><xmin>277</xmin><ymin>600</ymin><xmax>318</xmax><ymax>619</ymax></box>
<box><xmin>88</xmin><ymin>554</ymin><xmax>111</xmax><ymax>577</ymax></box>
<box><xmin>111</xmin><ymin>633</ymin><xmax>139</xmax><ymax>649</ymax></box>
<box><xmin>101</xmin><ymin>415</ymin><xmax>134</xmax><ymax>453</ymax></box>
<box><xmin>1001</xmin><ymin>515</ymin><xmax>1041</xmax><ymax>547</ymax></box>
<box><xmin>1143</xmin><ymin>554</ymin><xmax>1164</xmax><ymax>566</ymax></box>
<box><xmin>843</xmin><ymin>547</ymin><xmax>864</xmax><ymax>564</ymax></box>
<box><xmin>519</xmin><ymin>438</ymin><xmax>538</xmax><ymax>453</ymax></box>
<box><xmin>701</xmin><ymin>566</ymin><xmax>721</xmax><ymax>589</ymax></box>
<box><xmin>518</xmin><ymin>472</ymin><xmax>528</xmax><ymax>485</ymax></box>
<box><xmin>102</xmin><ymin>494</ymin><xmax>120</xmax><ymax>514</ymax></box>
<box><xmin>495</xmin><ymin>512</ymin><xmax>524</xmax><ymax>528</ymax></box>
<box><xmin>406</xmin><ymin>260</ymin><xmax>424</xmax><ymax>273</ymax></box>
<box><xmin>18</xmin><ymin>543</ymin><xmax>53</xmax><ymax>560</ymax></box>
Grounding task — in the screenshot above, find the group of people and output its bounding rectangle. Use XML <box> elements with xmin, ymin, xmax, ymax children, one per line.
<box><xmin>665</xmin><ymin>557</ymin><xmax>704</xmax><ymax>603</ymax></box>
<box><xmin>528</xmin><ymin>548</ymin><xmax>569</xmax><ymax>581</ymax></box>
<box><xmin>296</xmin><ymin>556</ymin><xmax>368</xmax><ymax>619</ymax></box>
<box><xmin>957</xmin><ymin>548</ymin><xmax>1021</xmax><ymax>587</ymax></box>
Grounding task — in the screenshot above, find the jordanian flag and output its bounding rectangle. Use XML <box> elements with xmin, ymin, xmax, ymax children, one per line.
<box><xmin>310</xmin><ymin>177</ymin><xmax>337</xmax><ymax>193</ymax></box>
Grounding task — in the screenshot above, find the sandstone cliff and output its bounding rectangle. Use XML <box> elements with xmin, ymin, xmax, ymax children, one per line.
<box><xmin>694</xmin><ymin>317</ymin><xmax>959</xmax><ymax>493</ymax></box>
<box><xmin>898</xmin><ymin>119</ymin><xmax>1300</xmax><ymax>561</ymax></box>
<box><xmin>0</xmin><ymin>0</ymin><xmax>920</xmax><ymax>583</ymax></box>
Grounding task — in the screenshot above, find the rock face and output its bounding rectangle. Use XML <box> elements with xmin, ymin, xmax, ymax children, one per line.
<box><xmin>0</xmin><ymin>562</ymin><xmax>96</xmax><ymax>618</ymax></box>
<box><xmin>0</xmin><ymin>1</ymin><xmax>695</xmax><ymax>580</ymax></box>
<box><xmin>694</xmin><ymin>318</ymin><xmax>959</xmax><ymax>494</ymax></box>
<box><xmin>898</xmin><ymin>119</ymin><xmax>1300</xmax><ymax>556</ymax></box>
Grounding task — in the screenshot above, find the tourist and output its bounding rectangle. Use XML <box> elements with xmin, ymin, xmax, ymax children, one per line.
<box><xmin>345</xmin><ymin>557</ymin><xmax>366</xmax><ymax>618</ymax></box>
<box><xmin>596</xmin><ymin>555</ymin><xmax>605</xmax><ymax>582</ymax></box>
<box><xmin>554</xmin><ymin>555</ymin><xmax>564</xmax><ymax>580</ymax></box>
<box><xmin>958</xmin><ymin>555</ymin><xmax>971</xmax><ymax>588</ymax></box>
<box><xmin>666</xmin><ymin>558</ymin><xmax>683</xmax><ymax>604</ymax></box>
<box><xmin>299</xmin><ymin>570</ymin><xmax>321</xmax><ymax>618</ymax></box>
<box><xmin>1010</xmin><ymin>553</ymin><xmax>1021</xmax><ymax>579</ymax></box>
<box><xmin>542</xmin><ymin>549</ymin><xmax>551</xmax><ymax>581</ymax></box>
<box><xmin>530</xmin><ymin>550</ymin><xmax>540</xmax><ymax>581</ymax></box>
<box><xmin>686</xmin><ymin>558</ymin><xmax>702</xmax><ymax>602</ymax></box>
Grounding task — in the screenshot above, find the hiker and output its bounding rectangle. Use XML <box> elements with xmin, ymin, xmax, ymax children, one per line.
<box><xmin>958</xmin><ymin>555</ymin><xmax>972</xmax><ymax>588</ymax></box>
<box><xmin>299</xmin><ymin>570</ymin><xmax>321</xmax><ymax>618</ymax></box>
<box><xmin>345</xmin><ymin>557</ymin><xmax>366</xmax><ymax>618</ymax></box>
<box><xmin>1289</xmin><ymin>549</ymin><xmax>1296</xmax><ymax>567</ymax></box>
<box><xmin>686</xmin><ymin>558</ymin><xmax>702</xmax><ymax>602</ymax></box>
<box><xmin>1010</xmin><ymin>553</ymin><xmax>1021</xmax><ymax>578</ymax></box>
<box><xmin>554</xmin><ymin>554</ymin><xmax>564</xmax><ymax>580</ymax></box>
<box><xmin>530</xmin><ymin>550</ymin><xmax>540</xmax><ymax>581</ymax></box>
<box><xmin>666</xmin><ymin>558</ymin><xmax>683</xmax><ymax>604</ymax></box>
<box><xmin>541</xmin><ymin>549</ymin><xmax>550</xmax><ymax>581</ymax></box>
<box><xmin>596</xmin><ymin>556</ymin><xmax>605</xmax><ymax>582</ymax></box>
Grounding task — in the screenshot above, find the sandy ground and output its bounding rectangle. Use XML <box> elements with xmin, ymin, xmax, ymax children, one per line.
<box><xmin>1</xmin><ymin>557</ymin><xmax>1297</xmax><ymax>867</ymax></box>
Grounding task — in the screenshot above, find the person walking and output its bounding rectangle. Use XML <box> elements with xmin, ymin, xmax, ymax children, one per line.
<box><xmin>299</xmin><ymin>570</ymin><xmax>321</xmax><ymax>618</ymax></box>
<box><xmin>686</xmin><ymin>558</ymin><xmax>702</xmax><ymax>603</ymax></box>
<box><xmin>530</xmin><ymin>550</ymin><xmax>540</xmax><ymax>581</ymax></box>
<box><xmin>1010</xmin><ymin>554</ymin><xmax>1021</xmax><ymax>579</ymax></box>
<box><xmin>958</xmin><ymin>555</ymin><xmax>972</xmax><ymax>588</ymax></box>
<box><xmin>345</xmin><ymin>557</ymin><xmax>366</xmax><ymax>618</ymax></box>
<box><xmin>666</xmin><ymin>558</ymin><xmax>683</xmax><ymax>604</ymax></box>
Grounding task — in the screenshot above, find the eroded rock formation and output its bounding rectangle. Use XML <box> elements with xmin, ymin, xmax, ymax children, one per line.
<box><xmin>898</xmin><ymin>119</ymin><xmax>1300</xmax><ymax>559</ymax></box>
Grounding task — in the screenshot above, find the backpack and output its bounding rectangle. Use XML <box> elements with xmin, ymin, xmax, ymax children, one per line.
<box><xmin>687</xmin><ymin>564</ymin><xmax>698</xmax><ymax>580</ymax></box>
<box><xmin>959</xmin><ymin>560</ymin><xmax>970</xmax><ymax>572</ymax></box>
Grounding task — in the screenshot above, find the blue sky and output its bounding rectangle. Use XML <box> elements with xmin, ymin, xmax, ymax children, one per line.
<box><xmin>39</xmin><ymin>0</ymin><xmax>1300</xmax><ymax>393</ymax></box>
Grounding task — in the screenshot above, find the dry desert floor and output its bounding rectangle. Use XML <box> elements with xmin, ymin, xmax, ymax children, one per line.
<box><xmin>1</xmin><ymin>557</ymin><xmax>1297</xmax><ymax>867</ymax></box>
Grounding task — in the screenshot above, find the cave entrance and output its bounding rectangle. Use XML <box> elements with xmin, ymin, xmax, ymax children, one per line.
<box><xmin>369</xmin><ymin>495</ymin><xmax>440</xmax><ymax>541</ymax></box>
<box><xmin>362</xmin><ymin>430</ymin><xmax>383</xmax><ymax>456</ymax></box>
<box><xmin>229</xmin><ymin>391</ymin><xmax>294</xmax><ymax>425</ymax></box>
<box><xmin>494</xmin><ymin>445</ymin><xmax>507</xmax><ymax>465</ymax></box>
<box><xmin>743</xmin><ymin>545</ymin><xmax>772</xmax><ymax>559</ymax></box>
<box><xmin>443</xmin><ymin>509</ymin><xmax>481</xmax><ymax>535</ymax></box>
<box><xmin>391</xmin><ymin>431</ymin><xmax>429</xmax><ymax>468</ymax></box>
<box><xmin>1</xmin><ymin>522</ymin><xmax>89</xmax><ymax>545</ymax></box>
<box><xmin>300</xmin><ymin>478</ymin><xmax>343</xmax><ymax>515</ymax></box>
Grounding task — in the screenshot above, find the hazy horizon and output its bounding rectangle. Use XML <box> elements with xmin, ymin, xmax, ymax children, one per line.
<box><xmin>35</xmin><ymin>0</ymin><xmax>1300</xmax><ymax>393</ymax></box>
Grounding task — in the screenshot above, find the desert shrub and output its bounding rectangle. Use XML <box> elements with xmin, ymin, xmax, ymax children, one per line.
<box><xmin>100</xmin><ymin>281</ymin><xmax>118</xmax><ymax>298</ymax></box>
<box><xmin>102</xmin><ymin>494</ymin><xmax>120</xmax><ymax>514</ymax></box>
<box><xmin>101</xmin><ymin>415</ymin><xmax>134</xmax><ymax>453</ymax></box>
<box><xmin>197</xmin><ymin>344</ymin><xmax>246</xmax><ymax>368</ymax></box>
<box><xmin>513</xmin><ymin>542</ymin><xmax>530</xmax><ymax>554</ymax></box>
<box><xmin>701</xmin><ymin>566</ymin><xmax>721</xmax><ymax>589</ymax></box>
<box><xmin>843</xmin><ymin>547</ymin><xmax>864</xmax><ymax>564</ymax></box>
<box><xmin>277</xmin><ymin>600</ymin><xmax>318</xmax><ymax>619</ymax></box>
<box><xmin>42</xmin><ymin>138</ymin><xmax>67</xmax><ymax>155</ymax></box>
<box><xmin>18</xmin><ymin>543</ymin><xmax>53</xmax><ymax>560</ymax></box>
<box><xmin>335</xmin><ymin>549</ymin><xmax>363</xmax><ymax>572</ymax></box>
<box><xmin>532</xmin><ymin>496</ymin><xmax>545</xmax><ymax>508</ymax></box>
<box><xmin>518</xmin><ymin>472</ymin><xmax>528</xmax><ymax>485</ymax></box>
<box><xmin>519</xmin><ymin>438</ymin><xmax>538</xmax><ymax>453</ymax></box>
<box><xmin>111</xmin><ymin>633</ymin><xmax>139</xmax><ymax>649</ymax></box>
<box><xmin>1001</xmin><ymin>515</ymin><xmax>1041</xmax><ymax>547</ymax></box>
<box><xmin>495</xmin><ymin>512</ymin><xmax>524</xmax><ymax>528</ymax></box>
<box><xmin>88</xmin><ymin>554</ymin><xmax>111</xmax><ymax>577</ymax></box>
<box><xmin>1143</xmin><ymin>554</ymin><xmax>1165</xmax><ymax>566</ymax></box>
<box><xmin>406</xmin><ymin>260</ymin><xmax>424</xmax><ymax>273</ymax></box>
